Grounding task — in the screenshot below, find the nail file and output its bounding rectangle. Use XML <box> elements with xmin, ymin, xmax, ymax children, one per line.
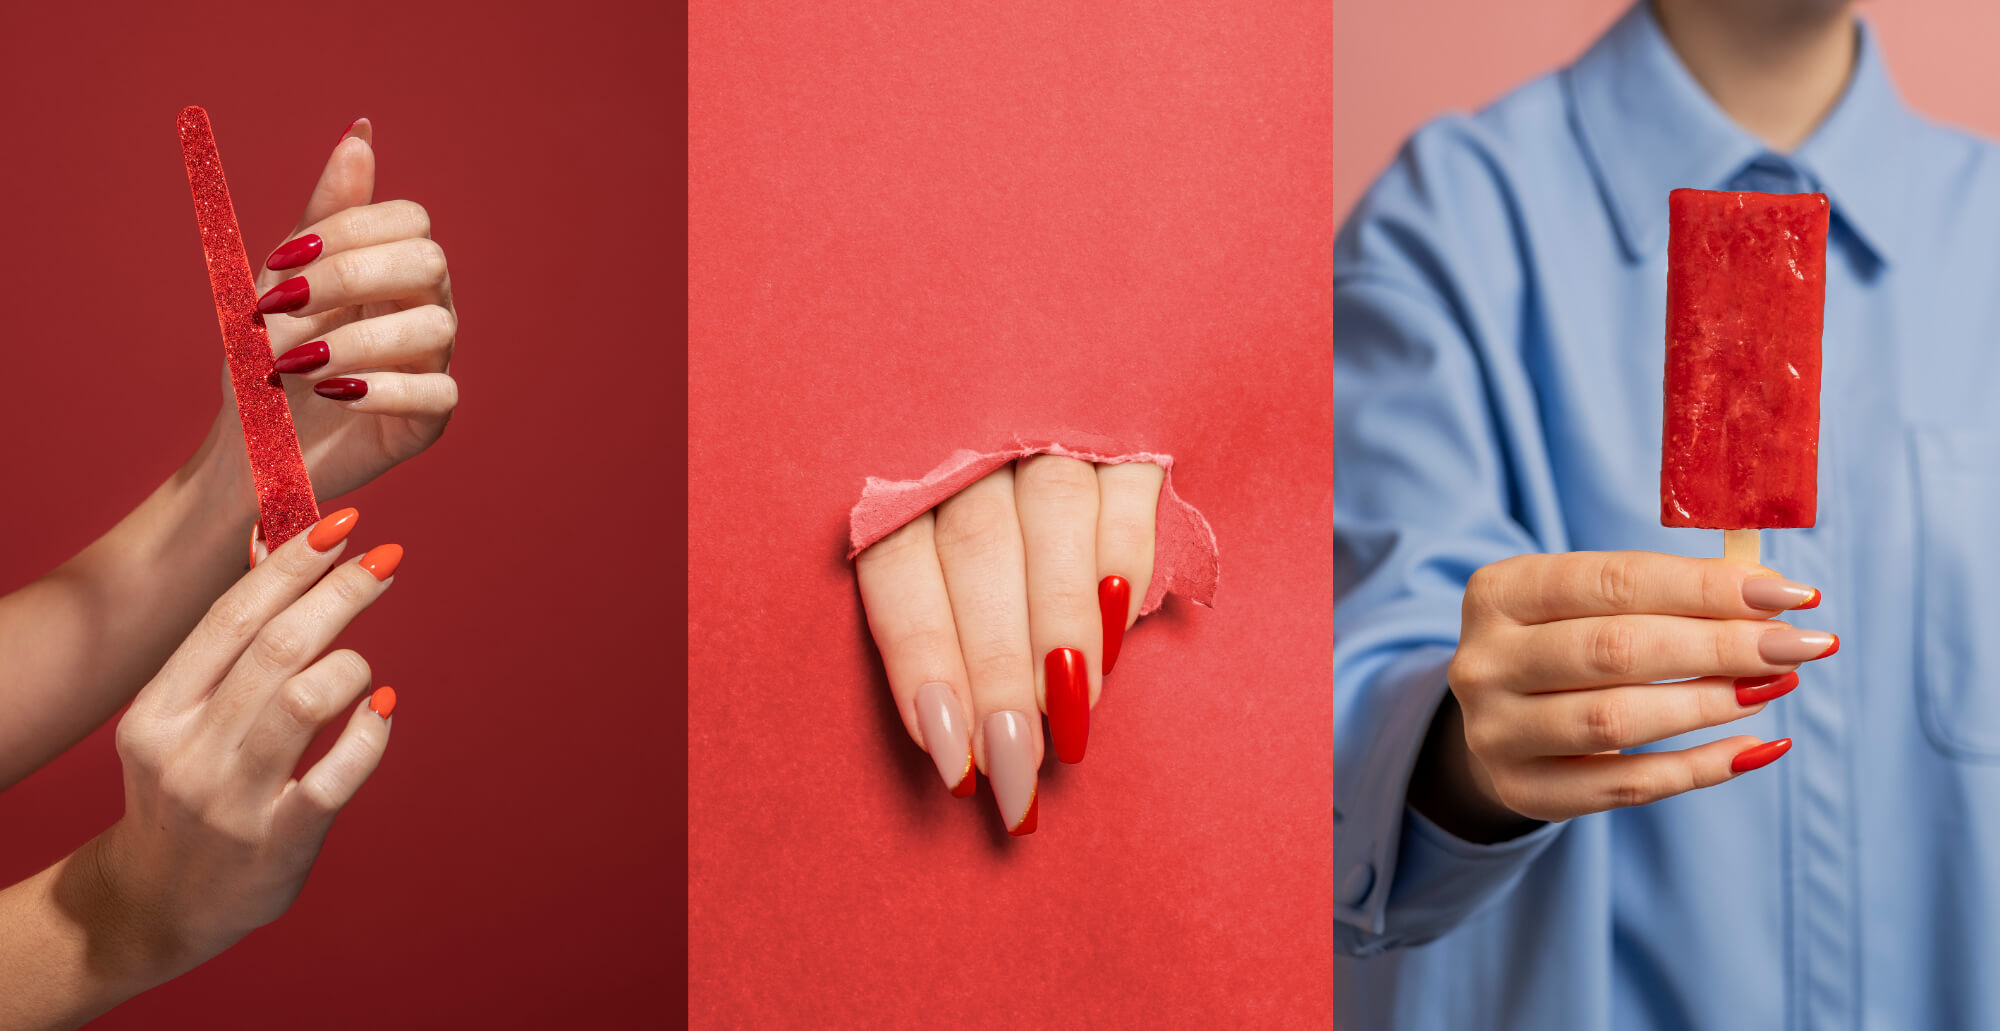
<box><xmin>177</xmin><ymin>105</ymin><xmax>320</xmax><ymax>547</ymax></box>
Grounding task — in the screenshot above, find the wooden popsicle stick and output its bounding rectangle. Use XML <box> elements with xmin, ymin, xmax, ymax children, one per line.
<box><xmin>1723</xmin><ymin>529</ymin><xmax>1761</xmax><ymax>565</ymax></box>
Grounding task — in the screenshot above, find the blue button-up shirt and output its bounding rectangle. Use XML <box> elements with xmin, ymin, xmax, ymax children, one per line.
<box><xmin>1335</xmin><ymin>5</ymin><xmax>2000</xmax><ymax>1029</ymax></box>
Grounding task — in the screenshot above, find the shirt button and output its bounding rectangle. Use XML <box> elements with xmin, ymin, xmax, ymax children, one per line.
<box><xmin>1340</xmin><ymin>863</ymin><xmax>1376</xmax><ymax>906</ymax></box>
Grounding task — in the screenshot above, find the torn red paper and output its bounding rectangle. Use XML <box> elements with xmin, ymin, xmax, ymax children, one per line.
<box><xmin>847</xmin><ymin>433</ymin><xmax>1218</xmax><ymax>615</ymax></box>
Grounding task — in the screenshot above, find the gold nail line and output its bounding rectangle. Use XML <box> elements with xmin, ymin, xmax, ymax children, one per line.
<box><xmin>1011</xmin><ymin>782</ymin><xmax>1038</xmax><ymax>832</ymax></box>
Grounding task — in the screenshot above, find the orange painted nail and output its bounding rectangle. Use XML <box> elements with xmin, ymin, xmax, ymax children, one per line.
<box><xmin>368</xmin><ymin>686</ymin><xmax>397</xmax><ymax>719</ymax></box>
<box><xmin>359</xmin><ymin>543</ymin><xmax>403</xmax><ymax>581</ymax></box>
<box><xmin>307</xmin><ymin>508</ymin><xmax>360</xmax><ymax>552</ymax></box>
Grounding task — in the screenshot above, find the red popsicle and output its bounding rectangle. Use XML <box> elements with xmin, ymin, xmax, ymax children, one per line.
<box><xmin>1660</xmin><ymin>188</ymin><xmax>1828</xmax><ymax>557</ymax></box>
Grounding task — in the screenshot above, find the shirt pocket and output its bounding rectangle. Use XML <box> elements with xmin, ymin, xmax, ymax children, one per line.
<box><xmin>1912</xmin><ymin>425</ymin><xmax>2000</xmax><ymax>760</ymax></box>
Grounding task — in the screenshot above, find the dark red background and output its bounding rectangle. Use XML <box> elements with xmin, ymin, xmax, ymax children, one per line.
<box><xmin>689</xmin><ymin>1</ymin><xmax>1332</xmax><ymax>1025</ymax></box>
<box><xmin>0</xmin><ymin>2</ymin><xmax>680</xmax><ymax>1026</ymax></box>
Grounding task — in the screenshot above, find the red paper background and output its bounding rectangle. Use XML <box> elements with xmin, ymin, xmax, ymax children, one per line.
<box><xmin>689</xmin><ymin>2</ymin><xmax>1333</xmax><ymax>1026</ymax></box>
<box><xmin>0</xmin><ymin>2</ymin><xmax>680</xmax><ymax>1025</ymax></box>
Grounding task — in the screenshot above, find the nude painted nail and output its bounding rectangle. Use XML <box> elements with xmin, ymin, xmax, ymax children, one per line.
<box><xmin>1758</xmin><ymin>628</ymin><xmax>1839</xmax><ymax>663</ymax></box>
<box><xmin>359</xmin><ymin>543</ymin><xmax>403</xmax><ymax>581</ymax></box>
<box><xmin>984</xmin><ymin>710</ymin><xmax>1038</xmax><ymax>836</ymax></box>
<box><xmin>369</xmin><ymin>686</ymin><xmax>397</xmax><ymax>719</ymax></box>
<box><xmin>915</xmin><ymin>682</ymin><xmax>974</xmax><ymax>797</ymax></box>
<box><xmin>1743</xmin><ymin>576</ymin><xmax>1819</xmax><ymax>611</ymax></box>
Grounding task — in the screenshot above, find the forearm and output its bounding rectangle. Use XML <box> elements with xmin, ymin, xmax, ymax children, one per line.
<box><xmin>0</xmin><ymin>836</ymin><xmax>178</xmax><ymax>1031</ymax></box>
<box><xmin>0</xmin><ymin>415</ymin><xmax>254</xmax><ymax>787</ymax></box>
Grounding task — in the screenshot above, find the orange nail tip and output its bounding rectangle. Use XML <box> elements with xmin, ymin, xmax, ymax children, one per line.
<box><xmin>950</xmin><ymin>753</ymin><xmax>976</xmax><ymax>797</ymax></box>
<box><xmin>1008</xmin><ymin>791</ymin><xmax>1038</xmax><ymax>836</ymax></box>
<box><xmin>1730</xmin><ymin>737</ymin><xmax>1792</xmax><ymax>773</ymax></box>
<box><xmin>1817</xmin><ymin>634</ymin><xmax>1840</xmax><ymax>660</ymax></box>
<box><xmin>359</xmin><ymin>543</ymin><xmax>404</xmax><ymax>581</ymax></box>
<box><xmin>1796</xmin><ymin>588</ymin><xmax>1822</xmax><ymax>610</ymax></box>
<box><xmin>307</xmin><ymin>508</ymin><xmax>360</xmax><ymax>553</ymax></box>
<box><xmin>368</xmin><ymin>686</ymin><xmax>397</xmax><ymax>719</ymax></box>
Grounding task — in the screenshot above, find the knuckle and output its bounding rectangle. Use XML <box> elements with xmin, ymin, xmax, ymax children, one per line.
<box><xmin>1097</xmin><ymin>514</ymin><xmax>1153</xmax><ymax>564</ymax></box>
<box><xmin>1606</xmin><ymin>773</ymin><xmax>1659</xmax><ymax>811</ymax></box>
<box><xmin>329</xmin><ymin>649</ymin><xmax>373</xmax><ymax>687</ymax></box>
<box><xmin>1596</xmin><ymin>554</ymin><xmax>1642</xmax><ymax>611</ymax></box>
<box><xmin>1580</xmin><ymin>696</ymin><xmax>1632</xmax><ymax>751</ymax></box>
<box><xmin>275</xmin><ymin>680</ymin><xmax>326</xmax><ymax>730</ymax></box>
<box><xmin>425</xmin><ymin>303</ymin><xmax>458</xmax><ymax>342</ymax></box>
<box><xmin>968</xmin><ymin>648</ymin><xmax>1031</xmax><ymax>685</ymax></box>
<box><xmin>1015</xmin><ymin>455</ymin><xmax>1099</xmax><ymax>502</ymax></box>
<box><xmin>1586</xmin><ymin>619</ymin><xmax>1640</xmax><ymax>678</ymax></box>
<box><xmin>427</xmin><ymin>375</ymin><xmax>460</xmax><ymax>411</ymax></box>
<box><xmin>330</xmin><ymin>251</ymin><xmax>364</xmax><ymax>295</ymax></box>
<box><xmin>206</xmin><ymin>593</ymin><xmax>258</xmax><ymax>639</ymax></box>
<box><xmin>398</xmin><ymin>199</ymin><xmax>432</xmax><ymax>238</ymax></box>
<box><xmin>251</xmin><ymin>624</ymin><xmax>307</xmax><ymax>674</ymax></box>
<box><xmin>889</xmin><ymin>625</ymin><xmax>959</xmax><ymax>666</ymax></box>
<box><xmin>858</xmin><ymin>513</ymin><xmax>934</xmax><ymax>567</ymax></box>
<box><xmin>933</xmin><ymin>494</ymin><xmax>1018</xmax><ymax>560</ymax></box>
<box><xmin>414</xmin><ymin>238</ymin><xmax>448</xmax><ymax>282</ymax></box>
<box><xmin>1446</xmin><ymin>647</ymin><xmax>1491</xmax><ymax>694</ymax></box>
<box><xmin>326</xmin><ymin>567</ymin><xmax>376</xmax><ymax>606</ymax></box>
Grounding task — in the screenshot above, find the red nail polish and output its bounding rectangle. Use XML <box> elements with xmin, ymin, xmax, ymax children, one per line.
<box><xmin>274</xmin><ymin>341</ymin><xmax>330</xmax><ymax>375</ymax></box>
<box><xmin>256</xmin><ymin>276</ymin><xmax>310</xmax><ymax>314</ymax></box>
<box><xmin>950</xmin><ymin>750</ymin><xmax>976</xmax><ymax>798</ymax></box>
<box><xmin>265</xmin><ymin>234</ymin><xmax>322</xmax><ymax>271</ymax></box>
<box><xmin>1796</xmin><ymin>588</ymin><xmax>1822</xmax><ymax>610</ymax></box>
<box><xmin>1735</xmin><ymin>671</ymin><xmax>1800</xmax><ymax>706</ymax></box>
<box><xmin>1099</xmin><ymin>575</ymin><xmax>1130</xmax><ymax>675</ymax></box>
<box><xmin>1046</xmin><ymin>648</ymin><xmax>1089</xmax><ymax>764</ymax></box>
<box><xmin>1008</xmin><ymin>788</ymin><xmax>1038</xmax><ymax>836</ymax></box>
<box><xmin>1817</xmin><ymin>634</ymin><xmax>1840</xmax><ymax>660</ymax></box>
<box><xmin>368</xmin><ymin>686</ymin><xmax>397</xmax><ymax>719</ymax></box>
<box><xmin>1731</xmin><ymin>738</ymin><xmax>1793</xmax><ymax>773</ymax></box>
<box><xmin>314</xmin><ymin>377</ymin><xmax>367</xmax><ymax>401</ymax></box>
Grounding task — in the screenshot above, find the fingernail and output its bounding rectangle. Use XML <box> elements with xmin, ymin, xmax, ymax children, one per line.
<box><xmin>1735</xmin><ymin>671</ymin><xmax>1800</xmax><ymax>706</ymax></box>
<box><xmin>1742</xmin><ymin>576</ymin><xmax>1820</xmax><ymax>611</ymax></box>
<box><xmin>1046</xmin><ymin>647</ymin><xmax>1089</xmax><ymax>764</ymax></box>
<box><xmin>306</xmin><ymin>507</ymin><xmax>359</xmax><ymax>552</ymax></box>
<box><xmin>1758</xmin><ymin>628</ymin><xmax>1839</xmax><ymax>663</ymax></box>
<box><xmin>1099</xmin><ymin>575</ymin><xmax>1130</xmax><ymax>675</ymax></box>
<box><xmin>914</xmin><ymin>682</ymin><xmax>974</xmax><ymax>797</ymax></box>
<box><xmin>984</xmin><ymin>710</ymin><xmax>1038</xmax><ymax>836</ymax></box>
<box><xmin>265</xmin><ymin>234</ymin><xmax>323</xmax><ymax>271</ymax></box>
<box><xmin>256</xmin><ymin>276</ymin><xmax>310</xmax><ymax>314</ymax></box>
<box><xmin>314</xmin><ymin>377</ymin><xmax>367</xmax><ymax>401</ymax></box>
<box><xmin>359</xmin><ymin>543</ymin><xmax>403</xmax><ymax>581</ymax></box>
<box><xmin>368</xmin><ymin>686</ymin><xmax>397</xmax><ymax>719</ymax></box>
<box><xmin>337</xmin><ymin>117</ymin><xmax>371</xmax><ymax>145</ymax></box>
<box><xmin>273</xmin><ymin>341</ymin><xmax>330</xmax><ymax>375</ymax></box>
<box><xmin>1730</xmin><ymin>738</ymin><xmax>1792</xmax><ymax>773</ymax></box>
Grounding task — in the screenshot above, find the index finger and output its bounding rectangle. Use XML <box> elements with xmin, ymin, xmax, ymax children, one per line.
<box><xmin>1477</xmin><ymin>551</ymin><xmax>1820</xmax><ymax>626</ymax></box>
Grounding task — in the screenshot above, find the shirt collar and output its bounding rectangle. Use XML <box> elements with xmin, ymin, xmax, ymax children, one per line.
<box><xmin>1566</xmin><ymin>2</ymin><xmax>1919</xmax><ymax>264</ymax></box>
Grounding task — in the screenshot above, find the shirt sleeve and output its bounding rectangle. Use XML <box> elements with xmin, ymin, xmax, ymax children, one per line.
<box><xmin>1333</xmin><ymin>125</ymin><xmax>1575</xmax><ymax>954</ymax></box>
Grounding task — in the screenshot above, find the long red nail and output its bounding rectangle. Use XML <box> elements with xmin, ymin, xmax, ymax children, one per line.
<box><xmin>256</xmin><ymin>276</ymin><xmax>310</xmax><ymax>314</ymax></box>
<box><xmin>265</xmin><ymin>234</ymin><xmax>322</xmax><ymax>271</ymax></box>
<box><xmin>274</xmin><ymin>341</ymin><xmax>330</xmax><ymax>375</ymax></box>
<box><xmin>359</xmin><ymin>543</ymin><xmax>403</xmax><ymax>581</ymax></box>
<box><xmin>1731</xmin><ymin>738</ymin><xmax>1793</xmax><ymax>773</ymax></box>
<box><xmin>1099</xmin><ymin>575</ymin><xmax>1130</xmax><ymax>675</ymax></box>
<box><xmin>1735</xmin><ymin>672</ymin><xmax>1800</xmax><ymax>706</ymax></box>
<box><xmin>368</xmin><ymin>686</ymin><xmax>397</xmax><ymax>719</ymax></box>
<box><xmin>315</xmin><ymin>377</ymin><xmax>367</xmax><ymax>401</ymax></box>
<box><xmin>1046</xmin><ymin>648</ymin><xmax>1089</xmax><ymax>764</ymax></box>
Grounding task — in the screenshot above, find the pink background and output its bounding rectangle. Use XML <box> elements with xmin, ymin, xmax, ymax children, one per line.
<box><xmin>1333</xmin><ymin>0</ymin><xmax>2000</xmax><ymax>223</ymax></box>
<box><xmin>689</xmin><ymin>1</ymin><xmax>1332</xmax><ymax>1026</ymax></box>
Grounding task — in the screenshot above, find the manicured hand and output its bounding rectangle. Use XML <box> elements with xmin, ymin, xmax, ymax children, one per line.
<box><xmin>1424</xmin><ymin>551</ymin><xmax>1833</xmax><ymax>835</ymax></box>
<box><xmin>855</xmin><ymin>457</ymin><xmax>1164</xmax><ymax>835</ymax></box>
<box><xmin>93</xmin><ymin>507</ymin><xmax>401</xmax><ymax>977</ymax></box>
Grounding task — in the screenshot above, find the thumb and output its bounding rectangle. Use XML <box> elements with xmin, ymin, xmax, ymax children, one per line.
<box><xmin>260</xmin><ymin>118</ymin><xmax>376</xmax><ymax>283</ymax></box>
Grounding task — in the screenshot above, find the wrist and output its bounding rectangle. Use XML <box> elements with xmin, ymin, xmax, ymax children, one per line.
<box><xmin>58</xmin><ymin>831</ymin><xmax>193</xmax><ymax>995</ymax></box>
<box><xmin>178</xmin><ymin>413</ymin><xmax>258</xmax><ymax>531</ymax></box>
<box><xmin>1406</xmin><ymin>692</ymin><xmax>1545</xmax><ymax>844</ymax></box>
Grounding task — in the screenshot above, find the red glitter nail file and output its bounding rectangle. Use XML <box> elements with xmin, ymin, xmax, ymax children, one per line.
<box><xmin>177</xmin><ymin>106</ymin><xmax>320</xmax><ymax>547</ymax></box>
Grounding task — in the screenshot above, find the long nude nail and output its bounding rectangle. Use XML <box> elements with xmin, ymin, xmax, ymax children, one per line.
<box><xmin>915</xmin><ymin>683</ymin><xmax>974</xmax><ymax>797</ymax></box>
<box><xmin>1743</xmin><ymin>576</ymin><xmax>1819</xmax><ymax>611</ymax></box>
<box><xmin>1758</xmin><ymin>628</ymin><xmax>1839</xmax><ymax>663</ymax></box>
<box><xmin>984</xmin><ymin>710</ymin><xmax>1038</xmax><ymax>836</ymax></box>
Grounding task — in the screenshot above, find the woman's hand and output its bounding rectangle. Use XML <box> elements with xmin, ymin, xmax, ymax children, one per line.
<box><xmin>95</xmin><ymin>506</ymin><xmax>400</xmax><ymax>978</ymax></box>
<box><xmin>854</xmin><ymin>456</ymin><xmax>1165</xmax><ymax>835</ymax></box>
<box><xmin>1416</xmin><ymin>551</ymin><xmax>1834</xmax><ymax>840</ymax></box>
<box><xmin>221</xmin><ymin>118</ymin><xmax>457</xmax><ymax>504</ymax></box>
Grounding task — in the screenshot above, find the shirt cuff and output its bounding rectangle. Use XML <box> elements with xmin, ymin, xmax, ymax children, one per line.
<box><xmin>1380</xmin><ymin>804</ymin><xmax>1562</xmax><ymax>948</ymax></box>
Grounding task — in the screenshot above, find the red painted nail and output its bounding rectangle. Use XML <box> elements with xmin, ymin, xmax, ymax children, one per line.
<box><xmin>1099</xmin><ymin>575</ymin><xmax>1131</xmax><ymax>675</ymax></box>
<box><xmin>950</xmin><ymin>751</ymin><xmax>976</xmax><ymax>798</ymax></box>
<box><xmin>1731</xmin><ymin>738</ymin><xmax>1793</xmax><ymax>773</ymax></box>
<box><xmin>359</xmin><ymin>543</ymin><xmax>403</xmax><ymax>581</ymax></box>
<box><xmin>1046</xmin><ymin>647</ymin><xmax>1089</xmax><ymax>764</ymax></box>
<box><xmin>1817</xmin><ymin>634</ymin><xmax>1840</xmax><ymax>660</ymax></box>
<box><xmin>273</xmin><ymin>341</ymin><xmax>330</xmax><ymax>375</ymax></box>
<box><xmin>314</xmin><ymin>377</ymin><xmax>367</xmax><ymax>401</ymax></box>
<box><xmin>368</xmin><ymin>686</ymin><xmax>397</xmax><ymax>719</ymax></box>
<box><xmin>1008</xmin><ymin>788</ymin><xmax>1038</xmax><ymax>836</ymax></box>
<box><xmin>256</xmin><ymin>276</ymin><xmax>310</xmax><ymax>314</ymax></box>
<box><xmin>265</xmin><ymin>234</ymin><xmax>322</xmax><ymax>271</ymax></box>
<box><xmin>1796</xmin><ymin>588</ymin><xmax>1822</xmax><ymax>610</ymax></box>
<box><xmin>1735</xmin><ymin>671</ymin><xmax>1800</xmax><ymax>706</ymax></box>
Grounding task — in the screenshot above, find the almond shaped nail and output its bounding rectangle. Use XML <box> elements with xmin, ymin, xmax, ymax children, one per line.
<box><xmin>1742</xmin><ymin>576</ymin><xmax>1819</xmax><ymax>611</ymax></box>
<box><xmin>984</xmin><ymin>710</ymin><xmax>1038</xmax><ymax>835</ymax></box>
<box><xmin>314</xmin><ymin>377</ymin><xmax>367</xmax><ymax>401</ymax></box>
<box><xmin>1730</xmin><ymin>737</ymin><xmax>1792</xmax><ymax>773</ymax></box>
<box><xmin>359</xmin><ymin>543</ymin><xmax>403</xmax><ymax>581</ymax></box>
<box><xmin>1099</xmin><ymin>575</ymin><xmax>1131</xmax><ymax>675</ymax></box>
<box><xmin>1757</xmin><ymin>627</ymin><xmax>1838</xmax><ymax>664</ymax></box>
<box><xmin>306</xmin><ymin>507</ymin><xmax>359</xmax><ymax>552</ymax></box>
<box><xmin>256</xmin><ymin>276</ymin><xmax>310</xmax><ymax>315</ymax></box>
<box><xmin>914</xmin><ymin>682</ymin><xmax>974</xmax><ymax>796</ymax></box>
<box><xmin>274</xmin><ymin>340</ymin><xmax>330</xmax><ymax>375</ymax></box>
<box><xmin>1734</xmin><ymin>671</ymin><xmax>1800</xmax><ymax>706</ymax></box>
<box><xmin>266</xmin><ymin>234</ymin><xmax>323</xmax><ymax>271</ymax></box>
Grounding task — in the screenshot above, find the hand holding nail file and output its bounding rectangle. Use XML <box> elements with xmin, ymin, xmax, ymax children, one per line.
<box><xmin>1660</xmin><ymin>188</ymin><xmax>1828</xmax><ymax>565</ymax></box>
<box><xmin>177</xmin><ymin>105</ymin><xmax>320</xmax><ymax>548</ymax></box>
